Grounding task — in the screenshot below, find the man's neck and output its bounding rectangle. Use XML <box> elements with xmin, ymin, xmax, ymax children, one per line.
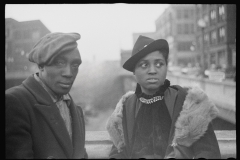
<box><xmin>35</xmin><ymin>73</ymin><xmax>62</xmax><ymax>101</ymax></box>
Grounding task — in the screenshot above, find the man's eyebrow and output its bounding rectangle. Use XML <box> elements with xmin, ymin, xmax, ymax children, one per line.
<box><xmin>72</xmin><ymin>59</ymin><xmax>82</xmax><ymax>64</ymax></box>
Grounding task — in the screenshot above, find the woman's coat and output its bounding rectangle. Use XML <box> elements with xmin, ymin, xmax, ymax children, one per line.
<box><xmin>6</xmin><ymin>74</ymin><xmax>88</xmax><ymax>159</ymax></box>
<box><xmin>106</xmin><ymin>85</ymin><xmax>221</xmax><ymax>159</ymax></box>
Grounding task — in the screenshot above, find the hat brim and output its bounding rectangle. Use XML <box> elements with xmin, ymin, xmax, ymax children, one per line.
<box><xmin>123</xmin><ymin>39</ymin><xmax>169</xmax><ymax>72</ymax></box>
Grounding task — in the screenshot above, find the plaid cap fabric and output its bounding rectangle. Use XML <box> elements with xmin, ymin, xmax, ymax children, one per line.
<box><xmin>28</xmin><ymin>32</ymin><xmax>81</xmax><ymax>65</ymax></box>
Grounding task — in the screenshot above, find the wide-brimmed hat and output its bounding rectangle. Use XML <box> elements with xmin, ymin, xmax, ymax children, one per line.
<box><xmin>123</xmin><ymin>35</ymin><xmax>169</xmax><ymax>72</ymax></box>
<box><xmin>28</xmin><ymin>32</ymin><xmax>81</xmax><ymax>65</ymax></box>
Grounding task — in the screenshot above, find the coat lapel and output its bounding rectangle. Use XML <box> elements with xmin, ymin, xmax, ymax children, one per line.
<box><xmin>165</xmin><ymin>87</ymin><xmax>187</xmax><ymax>155</ymax></box>
<box><xmin>34</xmin><ymin>104</ymin><xmax>73</xmax><ymax>158</ymax></box>
<box><xmin>68</xmin><ymin>101</ymin><xmax>85</xmax><ymax>158</ymax></box>
<box><xmin>23</xmin><ymin>74</ymin><xmax>73</xmax><ymax>158</ymax></box>
<box><xmin>124</xmin><ymin>95</ymin><xmax>137</xmax><ymax>147</ymax></box>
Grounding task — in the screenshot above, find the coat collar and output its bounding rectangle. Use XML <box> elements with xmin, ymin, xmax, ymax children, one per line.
<box><xmin>22</xmin><ymin>74</ymin><xmax>54</xmax><ymax>105</ymax></box>
<box><xmin>22</xmin><ymin>74</ymin><xmax>84</xmax><ymax>158</ymax></box>
<box><xmin>106</xmin><ymin>86</ymin><xmax>219</xmax><ymax>153</ymax></box>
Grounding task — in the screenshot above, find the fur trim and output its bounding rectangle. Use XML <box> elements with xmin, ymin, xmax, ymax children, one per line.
<box><xmin>106</xmin><ymin>87</ymin><xmax>219</xmax><ymax>152</ymax></box>
<box><xmin>106</xmin><ymin>91</ymin><xmax>134</xmax><ymax>152</ymax></box>
<box><xmin>172</xmin><ymin>86</ymin><xmax>219</xmax><ymax>147</ymax></box>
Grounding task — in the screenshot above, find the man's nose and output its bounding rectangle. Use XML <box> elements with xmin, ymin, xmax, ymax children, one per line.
<box><xmin>62</xmin><ymin>65</ymin><xmax>73</xmax><ymax>77</ymax></box>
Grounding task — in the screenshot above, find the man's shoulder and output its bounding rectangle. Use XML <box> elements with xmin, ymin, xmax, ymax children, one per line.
<box><xmin>6</xmin><ymin>84</ymin><xmax>27</xmax><ymax>97</ymax></box>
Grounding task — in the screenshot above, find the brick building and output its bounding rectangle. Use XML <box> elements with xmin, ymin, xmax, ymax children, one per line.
<box><xmin>195</xmin><ymin>4</ymin><xmax>236</xmax><ymax>71</ymax></box>
<box><xmin>155</xmin><ymin>4</ymin><xmax>197</xmax><ymax>66</ymax></box>
<box><xmin>5</xmin><ymin>18</ymin><xmax>51</xmax><ymax>74</ymax></box>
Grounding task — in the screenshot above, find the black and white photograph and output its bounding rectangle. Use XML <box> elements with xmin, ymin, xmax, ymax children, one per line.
<box><xmin>5</xmin><ymin>4</ymin><xmax>236</xmax><ymax>159</ymax></box>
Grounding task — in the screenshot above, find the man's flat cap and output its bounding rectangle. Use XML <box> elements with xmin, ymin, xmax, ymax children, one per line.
<box><xmin>28</xmin><ymin>32</ymin><xmax>81</xmax><ymax>65</ymax></box>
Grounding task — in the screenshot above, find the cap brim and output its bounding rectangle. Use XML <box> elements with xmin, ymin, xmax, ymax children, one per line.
<box><xmin>123</xmin><ymin>39</ymin><xmax>169</xmax><ymax>72</ymax></box>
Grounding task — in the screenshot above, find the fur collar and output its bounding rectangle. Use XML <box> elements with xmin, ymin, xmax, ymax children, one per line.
<box><xmin>106</xmin><ymin>87</ymin><xmax>219</xmax><ymax>152</ymax></box>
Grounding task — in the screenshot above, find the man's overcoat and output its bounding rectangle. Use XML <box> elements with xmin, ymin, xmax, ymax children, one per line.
<box><xmin>6</xmin><ymin>74</ymin><xmax>88</xmax><ymax>159</ymax></box>
<box><xmin>106</xmin><ymin>85</ymin><xmax>221</xmax><ymax>159</ymax></box>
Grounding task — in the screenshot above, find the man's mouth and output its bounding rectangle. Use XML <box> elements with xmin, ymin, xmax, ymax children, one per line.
<box><xmin>58</xmin><ymin>82</ymin><xmax>72</xmax><ymax>88</ymax></box>
<box><xmin>146</xmin><ymin>78</ymin><xmax>159</xmax><ymax>83</ymax></box>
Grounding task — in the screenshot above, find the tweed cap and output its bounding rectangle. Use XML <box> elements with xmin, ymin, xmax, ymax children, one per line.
<box><xmin>28</xmin><ymin>32</ymin><xmax>81</xmax><ymax>65</ymax></box>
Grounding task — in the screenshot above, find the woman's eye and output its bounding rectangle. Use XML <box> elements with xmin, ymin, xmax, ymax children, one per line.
<box><xmin>156</xmin><ymin>62</ymin><xmax>164</xmax><ymax>67</ymax></box>
<box><xmin>141</xmin><ymin>63</ymin><xmax>147</xmax><ymax>68</ymax></box>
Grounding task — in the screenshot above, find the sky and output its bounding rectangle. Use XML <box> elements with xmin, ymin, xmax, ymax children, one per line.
<box><xmin>5</xmin><ymin>4</ymin><xmax>169</xmax><ymax>62</ymax></box>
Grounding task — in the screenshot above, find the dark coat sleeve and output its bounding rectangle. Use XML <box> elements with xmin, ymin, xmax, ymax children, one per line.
<box><xmin>5</xmin><ymin>93</ymin><xmax>34</xmax><ymax>159</ymax></box>
<box><xmin>76</xmin><ymin>106</ymin><xmax>89</xmax><ymax>159</ymax></box>
<box><xmin>192</xmin><ymin>122</ymin><xmax>221</xmax><ymax>159</ymax></box>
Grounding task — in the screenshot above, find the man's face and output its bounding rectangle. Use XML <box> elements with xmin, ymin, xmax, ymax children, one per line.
<box><xmin>40</xmin><ymin>48</ymin><xmax>81</xmax><ymax>97</ymax></box>
<box><xmin>134</xmin><ymin>50</ymin><xmax>167</xmax><ymax>95</ymax></box>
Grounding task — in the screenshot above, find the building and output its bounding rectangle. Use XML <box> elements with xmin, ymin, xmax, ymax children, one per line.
<box><xmin>155</xmin><ymin>4</ymin><xmax>197</xmax><ymax>67</ymax></box>
<box><xmin>5</xmin><ymin>18</ymin><xmax>51</xmax><ymax>74</ymax></box>
<box><xmin>195</xmin><ymin>4</ymin><xmax>236</xmax><ymax>71</ymax></box>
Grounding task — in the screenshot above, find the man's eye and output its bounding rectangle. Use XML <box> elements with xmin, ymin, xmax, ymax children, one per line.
<box><xmin>56</xmin><ymin>60</ymin><xmax>65</xmax><ymax>66</ymax></box>
<box><xmin>72</xmin><ymin>64</ymin><xmax>80</xmax><ymax>68</ymax></box>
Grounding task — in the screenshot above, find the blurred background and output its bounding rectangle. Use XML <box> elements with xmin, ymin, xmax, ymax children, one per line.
<box><xmin>5</xmin><ymin>4</ymin><xmax>236</xmax><ymax>131</ymax></box>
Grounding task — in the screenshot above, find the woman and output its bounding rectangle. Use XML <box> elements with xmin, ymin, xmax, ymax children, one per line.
<box><xmin>106</xmin><ymin>35</ymin><xmax>221</xmax><ymax>159</ymax></box>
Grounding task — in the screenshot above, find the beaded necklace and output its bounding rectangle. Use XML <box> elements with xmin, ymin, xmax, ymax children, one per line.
<box><xmin>135</xmin><ymin>79</ymin><xmax>170</xmax><ymax>104</ymax></box>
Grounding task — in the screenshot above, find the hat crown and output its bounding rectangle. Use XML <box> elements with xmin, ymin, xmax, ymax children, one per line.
<box><xmin>28</xmin><ymin>32</ymin><xmax>81</xmax><ymax>65</ymax></box>
<box><xmin>132</xmin><ymin>35</ymin><xmax>155</xmax><ymax>56</ymax></box>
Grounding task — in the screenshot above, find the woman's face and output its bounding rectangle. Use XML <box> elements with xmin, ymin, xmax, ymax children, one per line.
<box><xmin>134</xmin><ymin>50</ymin><xmax>167</xmax><ymax>95</ymax></box>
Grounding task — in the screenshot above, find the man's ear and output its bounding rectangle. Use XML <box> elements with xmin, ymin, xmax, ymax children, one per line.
<box><xmin>38</xmin><ymin>65</ymin><xmax>44</xmax><ymax>71</ymax></box>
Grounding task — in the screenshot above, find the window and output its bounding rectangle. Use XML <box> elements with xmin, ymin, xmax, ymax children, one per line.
<box><xmin>184</xmin><ymin>9</ymin><xmax>189</xmax><ymax>19</ymax></box>
<box><xmin>219</xmin><ymin>27</ymin><xmax>225</xmax><ymax>42</ymax></box>
<box><xmin>177</xmin><ymin>24</ymin><xmax>182</xmax><ymax>34</ymax></box>
<box><xmin>23</xmin><ymin>30</ymin><xmax>31</xmax><ymax>39</ymax></box>
<box><xmin>14</xmin><ymin>30</ymin><xmax>22</xmax><ymax>40</ymax></box>
<box><xmin>190</xmin><ymin>23</ymin><xmax>194</xmax><ymax>34</ymax></box>
<box><xmin>177</xmin><ymin>9</ymin><xmax>182</xmax><ymax>19</ymax></box>
<box><xmin>189</xmin><ymin>9</ymin><xmax>194</xmax><ymax>18</ymax></box>
<box><xmin>210</xmin><ymin>10</ymin><xmax>217</xmax><ymax>24</ymax></box>
<box><xmin>204</xmin><ymin>14</ymin><xmax>209</xmax><ymax>26</ymax></box>
<box><xmin>204</xmin><ymin>33</ymin><xmax>209</xmax><ymax>45</ymax></box>
<box><xmin>32</xmin><ymin>31</ymin><xmax>40</xmax><ymax>39</ymax></box>
<box><xmin>218</xmin><ymin>5</ymin><xmax>225</xmax><ymax>21</ymax></box>
<box><xmin>177</xmin><ymin>42</ymin><xmax>192</xmax><ymax>51</ymax></box>
<box><xmin>184</xmin><ymin>23</ymin><xmax>189</xmax><ymax>34</ymax></box>
<box><xmin>210</xmin><ymin>30</ymin><xmax>217</xmax><ymax>44</ymax></box>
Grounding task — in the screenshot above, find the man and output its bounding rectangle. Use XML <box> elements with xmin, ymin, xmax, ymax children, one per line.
<box><xmin>6</xmin><ymin>32</ymin><xmax>88</xmax><ymax>159</ymax></box>
<box><xmin>106</xmin><ymin>35</ymin><xmax>221</xmax><ymax>159</ymax></box>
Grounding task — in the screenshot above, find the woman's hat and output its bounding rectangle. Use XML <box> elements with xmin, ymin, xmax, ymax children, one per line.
<box><xmin>123</xmin><ymin>35</ymin><xmax>169</xmax><ymax>72</ymax></box>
